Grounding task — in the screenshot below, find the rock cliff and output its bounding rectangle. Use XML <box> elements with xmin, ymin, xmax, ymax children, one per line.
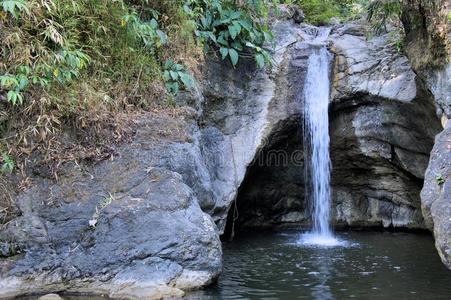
<box><xmin>329</xmin><ymin>22</ymin><xmax>441</xmax><ymax>229</ymax></box>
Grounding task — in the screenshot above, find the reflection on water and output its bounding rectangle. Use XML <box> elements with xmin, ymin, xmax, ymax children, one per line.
<box><xmin>187</xmin><ymin>231</ymin><xmax>451</xmax><ymax>300</ymax></box>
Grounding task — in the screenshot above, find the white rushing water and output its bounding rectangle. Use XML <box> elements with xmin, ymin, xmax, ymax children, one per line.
<box><xmin>300</xmin><ymin>28</ymin><xmax>344</xmax><ymax>247</ymax></box>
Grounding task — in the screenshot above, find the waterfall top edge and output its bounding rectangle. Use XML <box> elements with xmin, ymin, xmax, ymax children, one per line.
<box><xmin>303</xmin><ymin>27</ymin><xmax>332</xmax><ymax>47</ymax></box>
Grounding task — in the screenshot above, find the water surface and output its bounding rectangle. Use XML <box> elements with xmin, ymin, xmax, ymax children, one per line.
<box><xmin>188</xmin><ymin>231</ymin><xmax>451</xmax><ymax>299</ymax></box>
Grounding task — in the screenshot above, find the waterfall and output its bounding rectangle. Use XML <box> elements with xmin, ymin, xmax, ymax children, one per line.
<box><xmin>300</xmin><ymin>28</ymin><xmax>342</xmax><ymax>247</ymax></box>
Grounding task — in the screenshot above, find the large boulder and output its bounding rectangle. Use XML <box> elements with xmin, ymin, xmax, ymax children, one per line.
<box><xmin>421</xmin><ymin>124</ymin><xmax>451</xmax><ymax>269</ymax></box>
<box><xmin>0</xmin><ymin>112</ymin><xmax>222</xmax><ymax>299</ymax></box>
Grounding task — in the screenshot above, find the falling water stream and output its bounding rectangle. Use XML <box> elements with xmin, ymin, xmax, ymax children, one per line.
<box><xmin>299</xmin><ymin>28</ymin><xmax>343</xmax><ymax>247</ymax></box>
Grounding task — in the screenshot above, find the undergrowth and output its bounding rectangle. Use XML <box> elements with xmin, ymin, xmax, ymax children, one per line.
<box><xmin>0</xmin><ymin>0</ymin><xmax>407</xmax><ymax>221</ymax></box>
<box><xmin>0</xmin><ymin>0</ymin><xmax>280</xmax><ymax>184</ymax></box>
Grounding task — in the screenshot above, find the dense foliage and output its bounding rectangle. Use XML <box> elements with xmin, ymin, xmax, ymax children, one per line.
<box><xmin>0</xmin><ymin>0</ymin><xmax>278</xmax><ymax>108</ymax></box>
<box><xmin>0</xmin><ymin>0</ymin><xmax>281</xmax><ymax>174</ymax></box>
<box><xmin>186</xmin><ymin>0</ymin><xmax>275</xmax><ymax>67</ymax></box>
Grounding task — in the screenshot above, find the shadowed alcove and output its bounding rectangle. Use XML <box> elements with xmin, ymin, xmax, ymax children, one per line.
<box><xmin>224</xmin><ymin>116</ymin><xmax>310</xmax><ymax>238</ymax></box>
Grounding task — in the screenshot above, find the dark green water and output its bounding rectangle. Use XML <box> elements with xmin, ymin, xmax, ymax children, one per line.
<box><xmin>187</xmin><ymin>231</ymin><xmax>451</xmax><ymax>300</ymax></box>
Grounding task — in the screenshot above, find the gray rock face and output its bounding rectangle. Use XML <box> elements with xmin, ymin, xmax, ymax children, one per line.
<box><xmin>329</xmin><ymin>22</ymin><xmax>442</xmax><ymax>229</ymax></box>
<box><xmin>222</xmin><ymin>21</ymin><xmax>441</xmax><ymax>233</ymax></box>
<box><xmin>332</xmin><ymin>23</ymin><xmax>418</xmax><ymax>103</ymax></box>
<box><xmin>422</xmin><ymin>65</ymin><xmax>451</xmax><ymax>118</ymax></box>
<box><xmin>421</xmin><ymin>124</ymin><xmax>451</xmax><ymax>269</ymax></box>
<box><xmin>0</xmin><ymin>112</ymin><xmax>222</xmax><ymax>299</ymax></box>
<box><xmin>401</xmin><ymin>0</ymin><xmax>449</xmax><ymax>71</ymax></box>
<box><xmin>399</xmin><ymin>0</ymin><xmax>451</xmax><ymax>270</ymax></box>
<box><xmin>197</xmin><ymin>20</ymin><xmax>310</xmax><ymax>231</ymax></box>
<box><xmin>400</xmin><ymin>0</ymin><xmax>450</xmax><ymax>120</ymax></box>
<box><xmin>232</xmin><ymin>117</ymin><xmax>309</xmax><ymax>230</ymax></box>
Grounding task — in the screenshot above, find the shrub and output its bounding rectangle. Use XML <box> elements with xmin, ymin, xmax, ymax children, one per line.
<box><xmin>0</xmin><ymin>0</ymin><xmax>284</xmax><ymax>176</ymax></box>
<box><xmin>185</xmin><ymin>0</ymin><xmax>276</xmax><ymax>68</ymax></box>
<box><xmin>0</xmin><ymin>0</ymin><xmax>171</xmax><ymax>106</ymax></box>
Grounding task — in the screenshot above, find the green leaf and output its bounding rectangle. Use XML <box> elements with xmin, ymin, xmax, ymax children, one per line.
<box><xmin>206</xmin><ymin>32</ymin><xmax>216</xmax><ymax>43</ymax></box>
<box><xmin>180</xmin><ymin>73</ymin><xmax>194</xmax><ymax>89</ymax></box>
<box><xmin>164</xmin><ymin>59</ymin><xmax>174</xmax><ymax>70</ymax></box>
<box><xmin>245</xmin><ymin>41</ymin><xmax>256</xmax><ymax>49</ymax></box>
<box><xmin>163</xmin><ymin>70</ymin><xmax>171</xmax><ymax>81</ymax></box>
<box><xmin>231</xmin><ymin>41</ymin><xmax>243</xmax><ymax>51</ymax></box>
<box><xmin>228</xmin><ymin>48</ymin><xmax>239</xmax><ymax>66</ymax></box>
<box><xmin>1</xmin><ymin>153</ymin><xmax>15</xmax><ymax>174</ymax></box>
<box><xmin>217</xmin><ymin>35</ymin><xmax>229</xmax><ymax>47</ymax></box>
<box><xmin>169</xmin><ymin>71</ymin><xmax>179</xmax><ymax>80</ymax></box>
<box><xmin>220</xmin><ymin>47</ymin><xmax>229</xmax><ymax>60</ymax></box>
<box><xmin>150</xmin><ymin>19</ymin><xmax>158</xmax><ymax>29</ymax></box>
<box><xmin>230</xmin><ymin>11</ymin><xmax>241</xmax><ymax>20</ymax></box>
<box><xmin>256</xmin><ymin>53</ymin><xmax>265</xmax><ymax>69</ymax></box>
<box><xmin>0</xmin><ymin>75</ymin><xmax>18</xmax><ymax>88</ymax></box>
<box><xmin>7</xmin><ymin>90</ymin><xmax>23</xmax><ymax>105</ymax></box>
<box><xmin>228</xmin><ymin>23</ymin><xmax>241</xmax><ymax>39</ymax></box>
<box><xmin>165</xmin><ymin>82</ymin><xmax>179</xmax><ymax>95</ymax></box>
<box><xmin>173</xmin><ymin>64</ymin><xmax>183</xmax><ymax>72</ymax></box>
<box><xmin>156</xmin><ymin>30</ymin><xmax>167</xmax><ymax>44</ymax></box>
<box><xmin>238</xmin><ymin>19</ymin><xmax>252</xmax><ymax>31</ymax></box>
<box><xmin>18</xmin><ymin>78</ymin><xmax>28</xmax><ymax>90</ymax></box>
<box><xmin>1</xmin><ymin>0</ymin><xmax>29</xmax><ymax>18</ymax></box>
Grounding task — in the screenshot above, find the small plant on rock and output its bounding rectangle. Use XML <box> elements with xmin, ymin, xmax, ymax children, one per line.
<box><xmin>163</xmin><ymin>59</ymin><xmax>195</xmax><ymax>95</ymax></box>
<box><xmin>0</xmin><ymin>153</ymin><xmax>15</xmax><ymax>174</ymax></box>
<box><xmin>89</xmin><ymin>193</ymin><xmax>115</xmax><ymax>228</ymax></box>
<box><xmin>436</xmin><ymin>174</ymin><xmax>446</xmax><ymax>185</ymax></box>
